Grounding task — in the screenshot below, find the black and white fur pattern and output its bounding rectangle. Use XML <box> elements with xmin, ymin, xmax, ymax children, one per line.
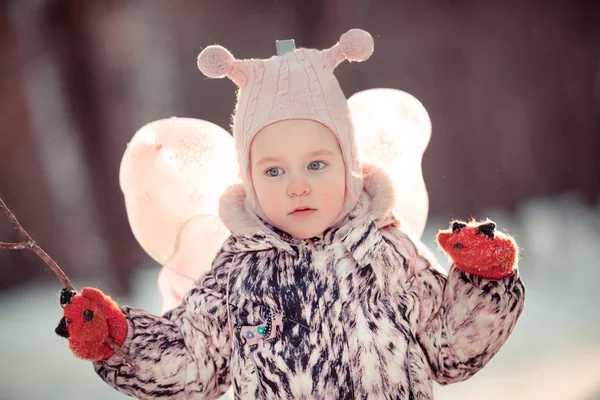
<box><xmin>94</xmin><ymin>164</ymin><xmax>525</xmax><ymax>399</ymax></box>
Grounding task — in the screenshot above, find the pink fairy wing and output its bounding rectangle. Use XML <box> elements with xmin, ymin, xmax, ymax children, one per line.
<box><xmin>348</xmin><ymin>89</ymin><xmax>432</xmax><ymax>239</ymax></box>
<box><xmin>119</xmin><ymin>117</ymin><xmax>239</xmax><ymax>312</ymax></box>
<box><xmin>158</xmin><ymin>214</ymin><xmax>230</xmax><ymax>314</ymax></box>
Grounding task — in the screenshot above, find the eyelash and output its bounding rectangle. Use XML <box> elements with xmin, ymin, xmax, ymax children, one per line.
<box><xmin>264</xmin><ymin>161</ymin><xmax>328</xmax><ymax>177</ymax></box>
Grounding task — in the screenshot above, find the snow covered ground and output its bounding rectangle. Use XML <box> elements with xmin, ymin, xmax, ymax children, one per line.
<box><xmin>1</xmin><ymin>193</ymin><xmax>599</xmax><ymax>400</ymax></box>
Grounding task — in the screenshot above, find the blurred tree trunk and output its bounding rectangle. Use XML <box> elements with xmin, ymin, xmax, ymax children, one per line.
<box><xmin>43</xmin><ymin>1</ymin><xmax>142</xmax><ymax>294</ymax></box>
<box><xmin>0</xmin><ymin>0</ymin><xmax>63</xmax><ymax>290</ymax></box>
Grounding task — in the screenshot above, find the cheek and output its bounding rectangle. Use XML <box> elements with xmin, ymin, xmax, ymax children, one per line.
<box><xmin>255</xmin><ymin>181</ymin><xmax>286</xmax><ymax>213</ymax></box>
<box><xmin>317</xmin><ymin>175</ymin><xmax>346</xmax><ymax>209</ymax></box>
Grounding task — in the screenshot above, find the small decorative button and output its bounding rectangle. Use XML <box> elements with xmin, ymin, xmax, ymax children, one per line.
<box><xmin>257</xmin><ymin>326</ymin><xmax>266</xmax><ymax>336</ymax></box>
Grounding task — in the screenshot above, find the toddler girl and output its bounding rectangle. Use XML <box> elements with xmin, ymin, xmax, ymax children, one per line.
<box><xmin>56</xmin><ymin>29</ymin><xmax>525</xmax><ymax>399</ymax></box>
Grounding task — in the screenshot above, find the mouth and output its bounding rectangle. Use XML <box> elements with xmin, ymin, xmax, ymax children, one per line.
<box><xmin>290</xmin><ymin>207</ymin><xmax>316</xmax><ymax>217</ymax></box>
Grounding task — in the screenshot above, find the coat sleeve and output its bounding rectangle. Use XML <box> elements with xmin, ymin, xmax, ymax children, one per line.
<box><xmin>377</xmin><ymin>224</ymin><xmax>526</xmax><ymax>384</ymax></box>
<box><xmin>93</xmin><ymin>247</ymin><xmax>235</xmax><ymax>399</ymax></box>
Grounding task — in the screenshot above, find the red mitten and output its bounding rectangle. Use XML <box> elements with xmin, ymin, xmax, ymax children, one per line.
<box><xmin>55</xmin><ymin>287</ymin><xmax>128</xmax><ymax>361</ymax></box>
<box><xmin>436</xmin><ymin>220</ymin><xmax>519</xmax><ymax>280</ymax></box>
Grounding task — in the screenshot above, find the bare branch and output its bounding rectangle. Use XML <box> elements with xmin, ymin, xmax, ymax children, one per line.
<box><xmin>0</xmin><ymin>197</ymin><xmax>137</xmax><ymax>369</ymax></box>
<box><xmin>0</xmin><ymin>198</ymin><xmax>75</xmax><ymax>290</ymax></box>
<box><xmin>106</xmin><ymin>336</ymin><xmax>139</xmax><ymax>372</ymax></box>
<box><xmin>0</xmin><ymin>241</ymin><xmax>29</xmax><ymax>250</ymax></box>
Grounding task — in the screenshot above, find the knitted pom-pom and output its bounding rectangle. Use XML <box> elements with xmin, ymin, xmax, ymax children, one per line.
<box><xmin>339</xmin><ymin>29</ymin><xmax>374</xmax><ymax>62</ymax></box>
<box><xmin>197</xmin><ymin>45</ymin><xmax>235</xmax><ymax>78</ymax></box>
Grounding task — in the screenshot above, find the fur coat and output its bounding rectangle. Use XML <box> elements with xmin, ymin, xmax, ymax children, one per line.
<box><xmin>94</xmin><ymin>165</ymin><xmax>525</xmax><ymax>399</ymax></box>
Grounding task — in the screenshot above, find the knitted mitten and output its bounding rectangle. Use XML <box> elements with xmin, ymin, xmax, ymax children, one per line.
<box><xmin>436</xmin><ymin>220</ymin><xmax>519</xmax><ymax>280</ymax></box>
<box><xmin>55</xmin><ymin>287</ymin><xmax>128</xmax><ymax>360</ymax></box>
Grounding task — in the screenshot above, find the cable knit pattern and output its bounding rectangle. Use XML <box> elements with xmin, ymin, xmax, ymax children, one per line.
<box><xmin>293</xmin><ymin>49</ymin><xmax>333</xmax><ymax>130</ymax></box>
<box><xmin>241</xmin><ymin>62</ymin><xmax>264</xmax><ymax>139</ymax></box>
<box><xmin>272</xmin><ymin>56</ymin><xmax>290</xmax><ymax>114</ymax></box>
<box><xmin>93</xmin><ymin>167</ymin><xmax>525</xmax><ymax>399</ymax></box>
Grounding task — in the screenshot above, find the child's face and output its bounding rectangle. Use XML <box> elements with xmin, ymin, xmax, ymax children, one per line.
<box><xmin>250</xmin><ymin>119</ymin><xmax>346</xmax><ymax>239</ymax></box>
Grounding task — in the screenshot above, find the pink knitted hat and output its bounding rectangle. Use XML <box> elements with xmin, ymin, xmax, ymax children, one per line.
<box><xmin>197</xmin><ymin>29</ymin><xmax>374</xmax><ymax>229</ymax></box>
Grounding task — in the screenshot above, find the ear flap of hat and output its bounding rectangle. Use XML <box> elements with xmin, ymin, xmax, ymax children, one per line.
<box><xmin>197</xmin><ymin>45</ymin><xmax>253</xmax><ymax>88</ymax></box>
<box><xmin>323</xmin><ymin>29</ymin><xmax>374</xmax><ymax>71</ymax></box>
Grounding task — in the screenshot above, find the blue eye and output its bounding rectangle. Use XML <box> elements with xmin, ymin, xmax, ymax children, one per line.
<box><xmin>266</xmin><ymin>167</ymin><xmax>284</xmax><ymax>177</ymax></box>
<box><xmin>308</xmin><ymin>161</ymin><xmax>327</xmax><ymax>170</ymax></box>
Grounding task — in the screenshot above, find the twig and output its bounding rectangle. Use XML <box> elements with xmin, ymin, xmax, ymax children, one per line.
<box><xmin>1</xmin><ymin>197</ymin><xmax>138</xmax><ymax>370</ymax></box>
<box><xmin>106</xmin><ymin>336</ymin><xmax>139</xmax><ymax>372</ymax></box>
<box><xmin>0</xmin><ymin>197</ymin><xmax>75</xmax><ymax>291</ymax></box>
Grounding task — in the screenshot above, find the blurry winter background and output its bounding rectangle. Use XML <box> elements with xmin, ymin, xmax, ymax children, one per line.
<box><xmin>1</xmin><ymin>1</ymin><xmax>599</xmax><ymax>399</ymax></box>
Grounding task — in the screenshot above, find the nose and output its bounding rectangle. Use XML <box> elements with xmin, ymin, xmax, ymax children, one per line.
<box><xmin>287</xmin><ymin>177</ymin><xmax>311</xmax><ymax>197</ymax></box>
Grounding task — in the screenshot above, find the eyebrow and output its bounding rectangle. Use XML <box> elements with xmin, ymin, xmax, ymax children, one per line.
<box><xmin>256</xmin><ymin>149</ymin><xmax>335</xmax><ymax>165</ymax></box>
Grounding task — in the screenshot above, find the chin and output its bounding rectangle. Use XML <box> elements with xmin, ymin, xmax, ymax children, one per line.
<box><xmin>286</xmin><ymin>224</ymin><xmax>327</xmax><ymax>239</ymax></box>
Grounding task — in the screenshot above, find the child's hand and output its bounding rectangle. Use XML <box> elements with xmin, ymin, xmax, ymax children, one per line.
<box><xmin>55</xmin><ymin>287</ymin><xmax>128</xmax><ymax>361</ymax></box>
<box><xmin>436</xmin><ymin>220</ymin><xmax>518</xmax><ymax>279</ymax></box>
